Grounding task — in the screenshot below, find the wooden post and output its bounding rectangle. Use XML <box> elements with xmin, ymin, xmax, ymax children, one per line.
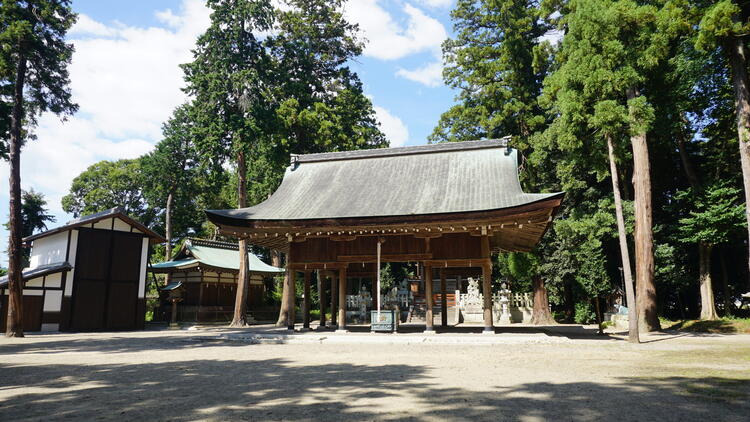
<box><xmin>440</xmin><ymin>268</ymin><xmax>448</xmax><ymax>328</ymax></box>
<box><xmin>303</xmin><ymin>271</ymin><xmax>311</xmax><ymax>329</ymax></box>
<box><xmin>481</xmin><ymin>233</ymin><xmax>494</xmax><ymax>333</ymax></box>
<box><xmin>331</xmin><ymin>270</ymin><xmax>338</xmax><ymax>327</ymax></box>
<box><xmin>286</xmin><ymin>269</ymin><xmax>296</xmax><ymax>331</ymax></box>
<box><xmin>318</xmin><ymin>270</ymin><xmax>327</xmax><ymax>328</ymax></box>
<box><xmin>482</xmin><ymin>262</ymin><xmax>493</xmax><ymax>333</ymax></box>
<box><xmin>424</xmin><ymin>264</ymin><xmax>434</xmax><ymax>332</ymax></box>
<box><xmin>337</xmin><ymin>266</ymin><xmax>347</xmax><ymax>331</ymax></box>
<box><xmin>170</xmin><ymin>299</ymin><xmax>179</xmax><ymax>327</ymax></box>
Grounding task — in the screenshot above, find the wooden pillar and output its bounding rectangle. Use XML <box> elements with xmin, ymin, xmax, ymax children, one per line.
<box><xmin>318</xmin><ymin>270</ymin><xmax>327</xmax><ymax>328</ymax></box>
<box><xmin>337</xmin><ymin>266</ymin><xmax>347</xmax><ymax>331</ymax></box>
<box><xmin>481</xmin><ymin>233</ymin><xmax>493</xmax><ymax>333</ymax></box>
<box><xmin>331</xmin><ymin>270</ymin><xmax>338</xmax><ymax>327</ymax></box>
<box><xmin>424</xmin><ymin>264</ymin><xmax>434</xmax><ymax>332</ymax></box>
<box><xmin>303</xmin><ymin>271</ymin><xmax>311</xmax><ymax>329</ymax></box>
<box><xmin>286</xmin><ymin>269</ymin><xmax>296</xmax><ymax>331</ymax></box>
<box><xmin>440</xmin><ymin>267</ymin><xmax>448</xmax><ymax>328</ymax></box>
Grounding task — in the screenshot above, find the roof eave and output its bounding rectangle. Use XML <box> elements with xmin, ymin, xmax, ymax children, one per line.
<box><xmin>206</xmin><ymin>193</ymin><xmax>565</xmax><ymax>230</ymax></box>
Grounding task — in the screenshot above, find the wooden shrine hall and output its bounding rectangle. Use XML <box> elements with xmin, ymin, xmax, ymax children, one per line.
<box><xmin>206</xmin><ymin>139</ymin><xmax>564</xmax><ymax>333</ymax></box>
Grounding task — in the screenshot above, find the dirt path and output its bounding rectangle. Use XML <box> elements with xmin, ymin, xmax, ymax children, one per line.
<box><xmin>0</xmin><ymin>329</ymin><xmax>748</xmax><ymax>421</ymax></box>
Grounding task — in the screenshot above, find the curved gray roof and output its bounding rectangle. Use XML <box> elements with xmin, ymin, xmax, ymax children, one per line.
<box><xmin>207</xmin><ymin>139</ymin><xmax>562</xmax><ymax>223</ymax></box>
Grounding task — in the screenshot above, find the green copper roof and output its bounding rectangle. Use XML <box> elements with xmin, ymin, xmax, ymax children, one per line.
<box><xmin>150</xmin><ymin>238</ymin><xmax>284</xmax><ymax>274</ymax></box>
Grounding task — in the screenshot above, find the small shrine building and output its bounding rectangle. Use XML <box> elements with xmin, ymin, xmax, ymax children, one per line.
<box><xmin>150</xmin><ymin>238</ymin><xmax>284</xmax><ymax>322</ymax></box>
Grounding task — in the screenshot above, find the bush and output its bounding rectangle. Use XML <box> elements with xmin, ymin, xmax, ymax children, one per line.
<box><xmin>574</xmin><ymin>301</ymin><xmax>596</xmax><ymax>324</ymax></box>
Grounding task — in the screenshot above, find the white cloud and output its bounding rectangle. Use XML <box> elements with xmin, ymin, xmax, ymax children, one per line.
<box><xmin>539</xmin><ymin>29</ymin><xmax>564</xmax><ymax>45</ymax></box>
<box><xmin>396</xmin><ymin>61</ymin><xmax>443</xmax><ymax>87</ymax></box>
<box><xmin>345</xmin><ymin>1</ymin><xmax>447</xmax><ymax>60</ymax></box>
<box><xmin>69</xmin><ymin>14</ymin><xmax>119</xmax><ymax>37</ymax></box>
<box><xmin>416</xmin><ymin>0</ymin><xmax>454</xmax><ymax>7</ymax></box>
<box><xmin>374</xmin><ymin>106</ymin><xmax>409</xmax><ymax>147</ymax></box>
<box><xmin>0</xmin><ymin>0</ymin><xmax>211</xmax><ymax>264</ymax></box>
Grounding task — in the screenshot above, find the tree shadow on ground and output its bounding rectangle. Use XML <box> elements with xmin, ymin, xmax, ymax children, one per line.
<box><xmin>0</xmin><ymin>330</ymin><xmax>257</xmax><ymax>355</ymax></box>
<box><xmin>0</xmin><ymin>342</ymin><xmax>748</xmax><ymax>420</ymax></box>
<box><xmin>666</xmin><ymin>319</ymin><xmax>742</xmax><ymax>334</ymax></box>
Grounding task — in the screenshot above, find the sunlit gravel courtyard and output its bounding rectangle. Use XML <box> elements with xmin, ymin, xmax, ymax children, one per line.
<box><xmin>1</xmin><ymin>327</ymin><xmax>748</xmax><ymax>421</ymax></box>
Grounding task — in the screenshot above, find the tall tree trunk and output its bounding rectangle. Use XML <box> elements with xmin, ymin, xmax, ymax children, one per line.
<box><xmin>594</xmin><ymin>297</ymin><xmax>604</xmax><ymax>335</ymax></box>
<box><xmin>698</xmin><ymin>242</ymin><xmax>719</xmax><ymax>320</ymax></box>
<box><xmin>607</xmin><ymin>135</ymin><xmax>639</xmax><ymax>342</ymax></box>
<box><xmin>564</xmin><ymin>280</ymin><xmax>574</xmax><ymax>322</ymax></box>
<box><xmin>627</xmin><ymin>88</ymin><xmax>660</xmax><ymax>333</ymax></box>
<box><xmin>676</xmin><ymin>117</ymin><xmax>700</xmax><ymax>190</ymax></box>
<box><xmin>275</xmin><ymin>251</ymin><xmax>290</xmax><ymax>327</ymax></box>
<box><xmin>676</xmin><ymin>123</ymin><xmax>719</xmax><ymax>321</ymax></box>
<box><xmin>6</xmin><ymin>52</ymin><xmax>27</xmax><ymax>338</ymax></box>
<box><xmin>230</xmin><ymin>149</ymin><xmax>250</xmax><ymax>327</ymax></box>
<box><xmin>726</xmin><ymin>36</ymin><xmax>750</xmax><ymax>293</ymax></box>
<box><xmin>164</xmin><ymin>191</ymin><xmax>174</xmax><ymax>286</ymax></box>
<box><xmin>530</xmin><ymin>276</ymin><xmax>555</xmax><ymax>325</ymax></box>
<box><xmin>720</xmin><ymin>250</ymin><xmax>732</xmax><ymax>317</ymax></box>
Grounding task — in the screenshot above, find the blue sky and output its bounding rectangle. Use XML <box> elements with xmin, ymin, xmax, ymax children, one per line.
<box><xmin>0</xmin><ymin>0</ymin><xmax>460</xmax><ymax>265</ymax></box>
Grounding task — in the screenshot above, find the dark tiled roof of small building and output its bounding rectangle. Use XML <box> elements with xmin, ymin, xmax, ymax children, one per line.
<box><xmin>0</xmin><ymin>261</ymin><xmax>72</xmax><ymax>288</ymax></box>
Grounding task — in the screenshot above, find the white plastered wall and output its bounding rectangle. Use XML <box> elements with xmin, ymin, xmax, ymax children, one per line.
<box><xmin>64</xmin><ymin>229</ymin><xmax>79</xmax><ymax>297</ymax></box>
<box><xmin>29</xmin><ymin>231</ymin><xmax>69</xmax><ymax>268</ymax></box>
<box><xmin>113</xmin><ymin>217</ymin><xmax>131</xmax><ymax>232</ymax></box>
<box><xmin>93</xmin><ymin>218</ymin><xmax>112</xmax><ymax>229</ymax></box>
<box><xmin>138</xmin><ymin>237</ymin><xmax>149</xmax><ymax>298</ymax></box>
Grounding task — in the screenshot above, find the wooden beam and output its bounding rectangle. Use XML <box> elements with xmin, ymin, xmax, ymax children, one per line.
<box><xmin>337</xmin><ymin>266</ymin><xmax>347</xmax><ymax>331</ymax></box>
<box><xmin>413</xmin><ymin>232</ymin><xmax>442</xmax><ymax>239</ymax></box>
<box><xmin>440</xmin><ymin>268</ymin><xmax>447</xmax><ymax>328</ymax></box>
<box><xmin>286</xmin><ymin>267</ymin><xmax>296</xmax><ymax>331</ymax></box>
<box><xmin>330</xmin><ymin>235</ymin><xmax>357</xmax><ymax>242</ymax></box>
<box><xmin>336</xmin><ymin>253</ymin><xmax>432</xmax><ymax>263</ymax></box>
<box><xmin>318</xmin><ymin>270</ymin><xmax>327</xmax><ymax>328</ymax></box>
<box><xmin>424</xmin><ymin>264</ymin><xmax>434</xmax><ymax>332</ymax></box>
<box><xmin>423</xmin><ymin>259</ymin><xmax>491</xmax><ymax>268</ymax></box>
<box><xmin>288</xmin><ymin>262</ymin><xmax>349</xmax><ymax>270</ymax></box>
<box><xmin>330</xmin><ymin>270</ymin><xmax>338</xmax><ymax>327</ymax></box>
<box><xmin>481</xmin><ymin>235</ymin><xmax>493</xmax><ymax>333</ymax></box>
<box><xmin>303</xmin><ymin>271</ymin><xmax>311</xmax><ymax>329</ymax></box>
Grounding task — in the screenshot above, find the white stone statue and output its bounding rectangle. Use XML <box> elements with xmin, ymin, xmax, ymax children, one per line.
<box><xmin>497</xmin><ymin>282</ymin><xmax>512</xmax><ymax>324</ymax></box>
<box><xmin>465</xmin><ymin>277</ymin><xmax>482</xmax><ymax>307</ymax></box>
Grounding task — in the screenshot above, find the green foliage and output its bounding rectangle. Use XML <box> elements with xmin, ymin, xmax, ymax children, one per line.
<box><xmin>270</xmin><ymin>275</ymin><xmax>284</xmax><ymax>304</ymax></box>
<box><xmin>257</xmin><ymin>0</ymin><xmax>386</xmax><ymax>198</ymax></box>
<box><xmin>141</xmin><ymin>103</ymin><xmax>210</xmax><ymax>240</ymax></box>
<box><xmin>431</xmin><ymin>0</ymin><xmax>550</xmax><ymax>142</ymax></box>
<box><xmin>0</xmin><ymin>0</ymin><xmax>79</xmax><ymax>148</ymax></box>
<box><xmin>182</xmin><ymin>0</ymin><xmax>386</xmax><ymax>210</ymax></box>
<box><xmin>498</xmin><ymin>252</ymin><xmax>538</xmax><ymax>293</ymax></box>
<box><xmin>695</xmin><ymin>0</ymin><xmax>750</xmax><ymax>51</ymax></box>
<box><xmin>182</xmin><ymin>0</ymin><xmax>276</xmax><ymax>175</ymax></box>
<box><xmin>574</xmin><ymin>301</ymin><xmax>597</xmax><ymax>324</ymax></box>
<box><xmin>5</xmin><ymin>189</ymin><xmax>55</xmax><ymax>238</ymax></box>
<box><xmin>677</xmin><ymin>182</ymin><xmax>746</xmax><ymax>246</ymax></box>
<box><xmin>61</xmin><ymin>159</ymin><xmax>155</xmax><ymax>224</ymax></box>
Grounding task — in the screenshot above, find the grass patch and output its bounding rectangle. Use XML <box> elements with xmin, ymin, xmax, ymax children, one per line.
<box><xmin>662</xmin><ymin>318</ymin><xmax>750</xmax><ymax>334</ymax></box>
<box><xmin>680</xmin><ymin>377</ymin><xmax>750</xmax><ymax>404</ymax></box>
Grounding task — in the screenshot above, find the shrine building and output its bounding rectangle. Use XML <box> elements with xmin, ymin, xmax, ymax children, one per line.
<box><xmin>205</xmin><ymin>139</ymin><xmax>563</xmax><ymax>333</ymax></box>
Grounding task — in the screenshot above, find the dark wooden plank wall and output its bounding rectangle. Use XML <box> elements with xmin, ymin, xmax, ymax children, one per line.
<box><xmin>0</xmin><ymin>295</ymin><xmax>43</xmax><ymax>332</ymax></box>
<box><xmin>68</xmin><ymin>228</ymin><xmax>145</xmax><ymax>331</ymax></box>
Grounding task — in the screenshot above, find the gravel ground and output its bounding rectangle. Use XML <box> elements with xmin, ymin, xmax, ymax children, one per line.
<box><xmin>0</xmin><ymin>326</ymin><xmax>748</xmax><ymax>421</ymax></box>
